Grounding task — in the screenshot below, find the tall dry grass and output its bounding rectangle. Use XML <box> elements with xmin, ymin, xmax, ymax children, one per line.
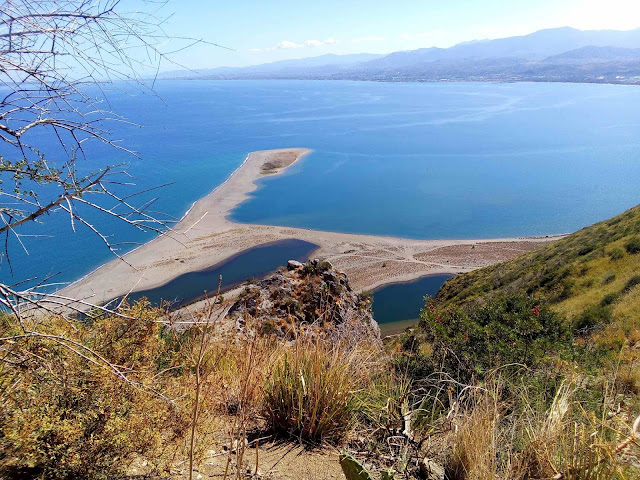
<box><xmin>439</xmin><ymin>377</ymin><xmax>639</xmax><ymax>480</ymax></box>
<box><xmin>263</xmin><ymin>337</ymin><xmax>379</xmax><ymax>443</ymax></box>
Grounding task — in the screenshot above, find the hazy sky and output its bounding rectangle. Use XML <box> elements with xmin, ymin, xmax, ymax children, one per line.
<box><xmin>154</xmin><ymin>0</ymin><xmax>640</xmax><ymax>70</ymax></box>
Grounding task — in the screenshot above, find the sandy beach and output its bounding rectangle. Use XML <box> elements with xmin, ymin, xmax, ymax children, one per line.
<box><xmin>58</xmin><ymin>148</ymin><xmax>561</xmax><ymax>309</ymax></box>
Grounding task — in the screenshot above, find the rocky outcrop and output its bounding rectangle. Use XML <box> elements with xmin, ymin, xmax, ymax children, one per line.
<box><xmin>227</xmin><ymin>259</ymin><xmax>379</xmax><ymax>340</ymax></box>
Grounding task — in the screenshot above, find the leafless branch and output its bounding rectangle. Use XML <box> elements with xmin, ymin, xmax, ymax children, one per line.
<box><xmin>0</xmin><ymin>1</ymin><xmax>216</xmax><ymax>307</ymax></box>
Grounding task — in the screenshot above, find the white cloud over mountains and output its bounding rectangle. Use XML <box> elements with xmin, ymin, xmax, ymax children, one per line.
<box><xmin>352</xmin><ymin>36</ymin><xmax>385</xmax><ymax>43</ymax></box>
<box><xmin>250</xmin><ymin>38</ymin><xmax>338</xmax><ymax>52</ymax></box>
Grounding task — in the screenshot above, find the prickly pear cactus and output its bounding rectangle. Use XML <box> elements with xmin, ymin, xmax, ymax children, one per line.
<box><xmin>340</xmin><ymin>454</ymin><xmax>396</xmax><ymax>480</ymax></box>
<box><xmin>339</xmin><ymin>454</ymin><xmax>375</xmax><ymax>480</ymax></box>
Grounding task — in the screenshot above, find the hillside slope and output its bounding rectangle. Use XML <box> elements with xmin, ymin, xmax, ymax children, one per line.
<box><xmin>436</xmin><ymin>204</ymin><xmax>640</xmax><ymax>332</ymax></box>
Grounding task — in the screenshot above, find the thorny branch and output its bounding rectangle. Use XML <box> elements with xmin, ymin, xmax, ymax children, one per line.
<box><xmin>0</xmin><ymin>1</ymin><xmax>219</xmax><ymax>307</ymax></box>
<box><xmin>0</xmin><ymin>1</ymin><xmax>225</xmax><ymax>398</ymax></box>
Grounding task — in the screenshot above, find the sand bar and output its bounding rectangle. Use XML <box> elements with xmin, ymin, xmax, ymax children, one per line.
<box><xmin>58</xmin><ymin>148</ymin><xmax>562</xmax><ymax>309</ymax></box>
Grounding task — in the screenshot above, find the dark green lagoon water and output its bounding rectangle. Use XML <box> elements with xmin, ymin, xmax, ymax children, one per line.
<box><xmin>122</xmin><ymin>239</ymin><xmax>318</xmax><ymax>308</ymax></box>
<box><xmin>372</xmin><ymin>274</ymin><xmax>454</xmax><ymax>335</ymax></box>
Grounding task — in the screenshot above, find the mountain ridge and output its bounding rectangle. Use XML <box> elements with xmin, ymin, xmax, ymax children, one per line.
<box><xmin>161</xmin><ymin>26</ymin><xmax>640</xmax><ymax>85</ymax></box>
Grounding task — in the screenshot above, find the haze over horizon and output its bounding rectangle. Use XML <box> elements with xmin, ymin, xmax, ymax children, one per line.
<box><xmin>160</xmin><ymin>0</ymin><xmax>640</xmax><ymax>70</ymax></box>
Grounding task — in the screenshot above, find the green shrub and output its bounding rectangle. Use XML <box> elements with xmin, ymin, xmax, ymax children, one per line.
<box><xmin>302</xmin><ymin>260</ymin><xmax>332</xmax><ymax>275</ymax></box>
<box><xmin>417</xmin><ymin>296</ymin><xmax>570</xmax><ymax>381</ymax></box>
<box><xmin>0</xmin><ymin>306</ymin><xmax>189</xmax><ymax>480</ymax></box>
<box><xmin>624</xmin><ymin>275</ymin><xmax>640</xmax><ymax>291</ymax></box>
<box><xmin>600</xmin><ymin>293</ymin><xmax>620</xmax><ymax>307</ymax></box>
<box><xmin>557</xmin><ymin>279</ymin><xmax>575</xmax><ymax>300</ymax></box>
<box><xmin>573</xmin><ymin>304</ymin><xmax>612</xmax><ymax>333</ymax></box>
<box><xmin>358</xmin><ymin>290</ymin><xmax>373</xmax><ymax>302</ymax></box>
<box><xmin>318</xmin><ymin>260</ymin><xmax>333</xmax><ymax>270</ymax></box>
<box><xmin>601</xmin><ymin>272</ymin><xmax>616</xmax><ymax>285</ymax></box>
<box><xmin>577</xmin><ymin>245</ymin><xmax>594</xmax><ymax>256</ymax></box>
<box><xmin>260</xmin><ymin>319</ymin><xmax>277</xmax><ymax>335</ymax></box>
<box><xmin>625</xmin><ymin>236</ymin><xmax>640</xmax><ymax>254</ymax></box>
<box><xmin>608</xmin><ymin>248</ymin><xmax>625</xmax><ymax>260</ymax></box>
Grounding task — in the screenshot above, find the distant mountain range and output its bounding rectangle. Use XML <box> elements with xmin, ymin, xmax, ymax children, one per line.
<box><xmin>161</xmin><ymin>27</ymin><xmax>640</xmax><ymax>85</ymax></box>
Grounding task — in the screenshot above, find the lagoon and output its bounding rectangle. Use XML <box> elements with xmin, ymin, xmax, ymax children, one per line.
<box><xmin>120</xmin><ymin>239</ymin><xmax>318</xmax><ymax>308</ymax></box>
<box><xmin>372</xmin><ymin>274</ymin><xmax>454</xmax><ymax>335</ymax></box>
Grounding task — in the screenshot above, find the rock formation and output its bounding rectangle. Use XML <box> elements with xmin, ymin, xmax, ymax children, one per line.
<box><xmin>227</xmin><ymin>259</ymin><xmax>380</xmax><ymax>340</ymax></box>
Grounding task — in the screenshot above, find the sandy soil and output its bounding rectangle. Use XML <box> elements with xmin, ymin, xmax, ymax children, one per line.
<box><xmin>57</xmin><ymin>148</ymin><xmax>562</xmax><ymax>310</ymax></box>
<box><xmin>166</xmin><ymin>441</ymin><xmax>344</xmax><ymax>480</ymax></box>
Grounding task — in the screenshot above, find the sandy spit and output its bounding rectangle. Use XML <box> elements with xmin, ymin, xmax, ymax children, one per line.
<box><xmin>57</xmin><ymin>148</ymin><xmax>562</xmax><ymax>309</ymax></box>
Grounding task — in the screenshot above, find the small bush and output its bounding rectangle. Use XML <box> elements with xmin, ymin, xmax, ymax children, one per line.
<box><xmin>577</xmin><ymin>245</ymin><xmax>594</xmax><ymax>256</ymax></box>
<box><xmin>418</xmin><ymin>296</ymin><xmax>570</xmax><ymax>381</ymax></box>
<box><xmin>600</xmin><ymin>293</ymin><xmax>620</xmax><ymax>307</ymax></box>
<box><xmin>260</xmin><ymin>319</ymin><xmax>277</xmax><ymax>335</ymax></box>
<box><xmin>263</xmin><ymin>341</ymin><xmax>363</xmax><ymax>443</ymax></box>
<box><xmin>318</xmin><ymin>260</ymin><xmax>333</xmax><ymax>270</ymax></box>
<box><xmin>557</xmin><ymin>279</ymin><xmax>575</xmax><ymax>300</ymax></box>
<box><xmin>625</xmin><ymin>236</ymin><xmax>640</xmax><ymax>254</ymax></box>
<box><xmin>0</xmin><ymin>307</ymin><xmax>190</xmax><ymax>480</ymax></box>
<box><xmin>608</xmin><ymin>248</ymin><xmax>624</xmax><ymax>260</ymax></box>
<box><xmin>601</xmin><ymin>272</ymin><xmax>616</xmax><ymax>285</ymax></box>
<box><xmin>573</xmin><ymin>304</ymin><xmax>612</xmax><ymax>333</ymax></box>
<box><xmin>624</xmin><ymin>275</ymin><xmax>640</xmax><ymax>291</ymax></box>
<box><xmin>302</xmin><ymin>260</ymin><xmax>332</xmax><ymax>275</ymax></box>
<box><xmin>358</xmin><ymin>290</ymin><xmax>373</xmax><ymax>302</ymax></box>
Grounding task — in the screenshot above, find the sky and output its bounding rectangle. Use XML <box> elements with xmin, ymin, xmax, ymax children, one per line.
<box><xmin>148</xmin><ymin>0</ymin><xmax>640</xmax><ymax>71</ymax></box>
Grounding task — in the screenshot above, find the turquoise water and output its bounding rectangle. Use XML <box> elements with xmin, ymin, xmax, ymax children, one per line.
<box><xmin>120</xmin><ymin>239</ymin><xmax>318</xmax><ymax>308</ymax></box>
<box><xmin>3</xmin><ymin>81</ymin><xmax>640</xmax><ymax>288</ymax></box>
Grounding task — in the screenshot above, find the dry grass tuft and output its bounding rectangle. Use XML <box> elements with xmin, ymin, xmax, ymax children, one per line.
<box><xmin>444</xmin><ymin>383</ymin><xmax>506</xmax><ymax>480</ymax></box>
<box><xmin>437</xmin><ymin>378</ymin><xmax>639</xmax><ymax>480</ymax></box>
<box><xmin>263</xmin><ymin>338</ymin><xmax>374</xmax><ymax>443</ymax></box>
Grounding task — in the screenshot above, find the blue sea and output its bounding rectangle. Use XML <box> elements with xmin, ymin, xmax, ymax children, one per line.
<box><xmin>3</xmin><ymin>80</ymin><xmax>640</xmax><ymax>288</ymax></box>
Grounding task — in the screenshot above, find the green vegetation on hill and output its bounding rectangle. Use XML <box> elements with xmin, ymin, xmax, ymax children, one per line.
<box><xmin>437</xmin><ymin>205</ymin><xmax>640</xmax><ymax>344</ymax></box>
<box><xmin>388</xmin><ymin>206</ymin><xmax>640</xmax><ymax>478</ymax></box>
<box><xmin>394</xmin><ymin>205</ymin><xmax>640</xmax><ymax>390</ymax></box>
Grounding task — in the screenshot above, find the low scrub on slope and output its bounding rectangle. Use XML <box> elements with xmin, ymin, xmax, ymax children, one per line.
<box><xmin>2</xmin><ymin>239</ymin><xmax>639</xmax><ymax>480</ymax></box>
<box><xmin>437</xmin><ymin>205</ymin><xmax>640</xmax><ymax>326</ymax></box>
<box><xmin>436</xmin><ymin>205</ymin><xmax>640</xmax><ymax>370</ymax></box>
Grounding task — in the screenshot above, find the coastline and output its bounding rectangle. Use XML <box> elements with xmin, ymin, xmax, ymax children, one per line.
<box><xmin>60</xmin><ymin>149</ymin><xmax>297</xmax><ymax>293</ymax></box>
<box><xmin>57</xmin><ymin>148</ymin><xmax>563</xmax><ymax>309</ymax></box>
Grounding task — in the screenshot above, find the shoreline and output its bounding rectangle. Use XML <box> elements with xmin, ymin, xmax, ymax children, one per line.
<box><xmin>58</xmin><ymin>148</ymin><xmax>563</xmax><ymax>310</ymax></box>
<box><xmin>61</xmin><ymin>150</ymin><xmax>261</xmax><ymax>293</ymax></box>
<box><xmin>370</xmin><ymin>271</ymin><xmax>454</xmax><ymax>293</ymax></box>
<box><xmin>165</xmin><ymin>78</ymin><xmax>640</xmax><ymax>89</ymax></box>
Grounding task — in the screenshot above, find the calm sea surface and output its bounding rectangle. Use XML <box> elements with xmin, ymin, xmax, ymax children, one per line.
<box><xmin>4</xmin><ymin>81</ymin><xmax>640</xmax><ymax>288</ymax></box>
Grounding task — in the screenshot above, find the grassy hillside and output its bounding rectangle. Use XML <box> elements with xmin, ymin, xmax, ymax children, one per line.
<box><xmin>437</xmin><ymin>205</ymin><xmax>640</xmax><ymax>338</ymax></box>
<box><xmin>384</xmin><ymin>206</ymin><xmax>640</xmax><ymax>478</ymax></box>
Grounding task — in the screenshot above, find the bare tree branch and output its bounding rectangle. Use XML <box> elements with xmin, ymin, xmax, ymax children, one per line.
<box><xmin>0</xmin><ymin>1</ymin><xmax>221</xmax><ymax>310</ymax></box>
